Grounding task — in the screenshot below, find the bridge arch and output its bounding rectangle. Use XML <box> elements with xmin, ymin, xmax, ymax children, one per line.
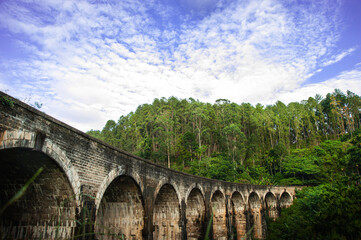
<box><xmin>0</xmin><ymin>139</ymin><xmax>78</xmax><ymax>239</ymax></box>
<box><xmin>94</xmin><ymin>174</ymin><xmax>145</xmax><ymax>239</ymax></box>
<box><xmin>280</xmin><ymin>191</ymin><xmax>293</xmax><ymax>209</ymax></box>
<box><xmin>0</xmin><ymin>130</ymin><xmax>81</xmax><ymax>202</ymax></box>
<box><xmin>95</xmin><ymin>166</ymin><xmax>144</xmax><ymax>212</ymax></box>
<box><xmin>210</xmin><ymin>189</ymin><xmax>227</xmax><ymax>239</ymax></box>
<box><xmin>209</xmin><ymin>187</ymin><xmax>226</xmax><ymax>203</ymax></box>
<box><xmin>265</xmin><ymin>192</ymin><xmax>278</xmax><ymax>220</ymax></box>
<box><xmin>153</xmin><ymin>177</ymin><xmax>182</xmax><ymax>205</ymax></box>
<box><xmin>248</xmin><ymin>191</ymin><xmax>263</xmax><ymax>239</ymax></box>
<box><xmin>185</xmin><ymin>183</ymin><xmax>205</xmax><ymax>204</ymax></box>
<box><xmin>153</xmin><ymin>182</ymin><xmax>181</xmax><ymax>240</ymax></box>
<box><xmin>185</xmin><ymin>186</ymin><xmax>206</xmax><ymax>240</ymax></box>
<box><xmin>231</xmin><ymin>191</ymin><xmax>247</xmax><ymax>240</ymax></box>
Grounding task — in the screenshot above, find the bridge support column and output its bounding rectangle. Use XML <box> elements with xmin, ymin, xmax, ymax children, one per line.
<box><xmin>143</xmin><ymin>190</ymin><xmax>153</xmax><ymax>240</ymax></box>
<box><xmin>211</xmin><ymin>190</ymin><xmax>227</xmax><ymax>240</ymax></box>
<box><xmin>78</xmin><ymin>185</ymin><xmax>96</xmax><ymax>240</ymax></box>
<box><xmin>180</xmin><ymin>200</ymin><xmax>187</xmax><ymax>240</ymax></box>
<box><xmin>226</xmin><ymin>195</ymin><xmax>233</xmax><ymax>239</ymax></box>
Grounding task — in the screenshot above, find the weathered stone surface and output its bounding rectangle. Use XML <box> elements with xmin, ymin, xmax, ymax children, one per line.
<box><xmin>211</xmin><ymin>190</ymin><xmax>227</xmax><ymax>240</ymax></box>
<box><xmin>0</xmin><ymin>91</ymin><xmax>301</xmax><ymax>239</ymax></box>
<box><xmin>95</xmin><ymin>176</ymin><xmax>144</xmax><ymax>239</ymax></box>
<box><xmin>265</xmin><ymin>192</ymin><xmax>278</xmax><ymax>220</ymax></box>
<box><xmin>280</xmin><ymin>192</ymin><xmax>293</xmax><ymax>209</ymax></box>
<box><xmin>186</xmin><ymin>188</ymin><xmax>205</xmax><ymax>240</ymax></box>
<box><xmin>153</xmin><ymin>184</ymin><xmax>181</xmax><ymax>240</ymax></box>
<box><xmin>249</xmin><ymin>192</ymin><xmax>262</xmax><ymax>239</ymax></box>
<box><xmin>231</xmin><ymin>192</ymin><xmax>247</xmax><ymax>240</ymax></box>
<box><xmin>0</xmin><ymin>149</ymin><xmax>77</xmax><ymax>239</ymax></box>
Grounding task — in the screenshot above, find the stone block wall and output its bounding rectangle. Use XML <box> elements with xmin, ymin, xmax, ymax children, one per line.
<box><xmin>0</xmin><ymin>91</ymin><xmax>300</xmax><ymax>239</ymax></box>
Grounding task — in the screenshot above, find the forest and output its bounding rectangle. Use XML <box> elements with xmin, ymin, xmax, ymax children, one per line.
<box><xmin>88</xmin><ymin>89</ymin><xmax>361</xmax><ymax>239</ymax></box>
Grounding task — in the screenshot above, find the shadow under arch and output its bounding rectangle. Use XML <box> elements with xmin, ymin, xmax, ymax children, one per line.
<box><xmin>265</xmin><ymin>192</ymin><xmax>278</xmax><ymax>220</ymax></box>
<box><xmin>153</xmin><ymin>177</ymin><xmax>182</xmax><ymax>205</ymax></box>
<box><xmin>153</xmin><ymin>183</ymin><xmax>181</xmax><ymax>240</ymax></box>
<box><xmin>95</xmin><ymin>174</ymin><xmax>145</xmax><ymax>239</ymax></box>
<box><xmin>95</xmin><ymin>166</ymin><xmax>144</xmax><ymax>213</ymax></box>
<box><xmin>210</xmin><ymin>190</ymin><xmax>227</xmax><ymax>239</ymax></box>
<box><xmin>0</xmin><ymin>130</ymin><xmax>81</xmax><ymax>204</ymax></box>
<box><xmin>231</xmin><ymin>191</ymin><xmax>247</xmax><ymax>240</ymax></box>
<box><xmin>0</xmin><ymin>147</ymin><xmax>78</xmax><ymax>239</ymax></box>
<box><xmin>185</xmin><ymin>183</ymin><xmax>205</xmax><ymax>205</ymax></box>
<box><xmin>280</xmin><ymin>191</ymin><xmax>293</xmax><ymax>209</ymax></box>
<box><xmin>186</xmin><ymin>187</ymin><xmax>206</xmax><ymax>240</ymax></box>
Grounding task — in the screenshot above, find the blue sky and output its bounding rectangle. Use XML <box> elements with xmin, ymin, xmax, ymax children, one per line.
<box><xmin>1</xmin><ymin>0</ymin><xmax>361</xmax><ymax>132</ymax></box>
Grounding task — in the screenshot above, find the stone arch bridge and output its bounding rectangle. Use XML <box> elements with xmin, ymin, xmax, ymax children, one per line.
<box><xmin>0</xmin><ymin>92</ymin><xmax>300</xmax><ymax>239</ymax></box>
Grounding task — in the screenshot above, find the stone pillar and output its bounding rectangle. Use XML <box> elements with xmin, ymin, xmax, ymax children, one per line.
<box><xmin>78</xmin><ymin>185</ymin><xmax>96</xmax><ymax>240</ymax></box>
<box><xmin>181</xmin><ymin>200</ymin><xmax>187</xmax><ymax>240</ymax></box>
<box><xmin>211</xmin><ymin>191</ymin><xmax>227</xmax><ymax>240</ymax></box>
<box><xmin>248</xmin><ymin>192</ymin><xmax>262</xmax><ymax>239</ymax></box>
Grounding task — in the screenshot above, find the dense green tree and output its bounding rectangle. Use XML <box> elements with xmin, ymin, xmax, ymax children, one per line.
<box><xmin>267</xmin><ymin>182</ymin><xmax>361</xmax><ymax>240</ymax></box>
<box><xmin>86</xmin><ymin>89</ymin><xmax>361</xmax><ymax>179</ymax></box>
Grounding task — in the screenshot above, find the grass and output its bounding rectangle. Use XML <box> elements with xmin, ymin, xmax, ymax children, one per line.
<box><xmin>0</xmin><ymin>167</ymin><xmax>43</xmax><ymax>216</ymax></box>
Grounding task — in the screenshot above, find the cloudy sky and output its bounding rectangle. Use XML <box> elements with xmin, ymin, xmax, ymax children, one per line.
<box><xmin>1</xmin><ymin>0</ymin><xmax>361</xmax><ymax>132</ymax></box>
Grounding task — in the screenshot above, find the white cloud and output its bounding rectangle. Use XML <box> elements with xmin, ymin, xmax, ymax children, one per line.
<box><xmin>0</xmin><ymin>0</ymin><xmax>357</xmax><ymax>132</ymax></box>
<box><xmin>322</xmin><ymin>48</ymin><xmax>356</xmax><ymax>67</ymax></box>
<box><xmin>273</xmin><ymin>67</ymin><xmax>361</xmax><ymax>105</ymax></box>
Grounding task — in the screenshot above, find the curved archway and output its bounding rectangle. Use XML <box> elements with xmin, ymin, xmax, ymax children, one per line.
<box><xmin>154</xmin><ymin>177</ymin><xmax>182</xmax><ymax>205</ymax></box>
<box><xmin>231</xmin><ymin>192</ymin><xmax>246</xmax><ymax>240</ymax></box>
<box><xmin>186</xmin><ymin>188</ymin><xmax>205</xmax><ymax>240</ymax></box>
<box><xmin>0</xmin><ymin>130</ymin><xmax>81</xmax><ymax>204</ymax></box>
<box><xmin>0</xmin><ymin>148</ymin><xmax>77</xmax><ymax>239</ymax></box>
<box><xmin>280</xmin><ymin>192</ymin><xmax>292</xmax><ymax>209</ymax></box>
<box><xmin>94</xmin><ymin>166</ymin><xmax>145</xmax><ymax>212</ymax></box>
<box><xmin>153</xmin><ymin>184</ymin><xmax>181</xmax><ymax>240</ymax></box>
<box><xmin>248</xmin><ymin>192</ymin><xmax>262</xmax><ymax>239</ymax></box>
<box><xmin>95</xmin><ymin>175</ymin><xmax>145</xmax><ymax>239</ymax></box>
<box><xmin>265</xmin><ymin>192</ymin><xmax>278</xmax><ymax>220</ymax></box>
<box><xmin>185</xmin><ymin>183</ymin><xmax>205</xmax><ymax>204</ymax></box>
<box><xmin>211</xmin><ymin>190</ymin><xmax>227</xmax><ymax>239</ymax></box>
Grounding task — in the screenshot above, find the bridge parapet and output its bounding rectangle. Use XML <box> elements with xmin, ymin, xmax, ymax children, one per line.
<box><xmin>0</xmin><ymin>92</ymin><xmax>301</xmax><ymax>239</ymax></box>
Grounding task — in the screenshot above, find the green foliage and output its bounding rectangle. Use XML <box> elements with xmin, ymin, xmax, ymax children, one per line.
<box><xmin>267</xmin><ymin>182</ymin><xmax>361</xmax><ymax>240</ymax></box>
<box><xmin>189</xmin><ymin>156</ymin><xmax>238</xmax><ymax>182</ymax></box>
<box><xmin>347</xmin><ymin>133</ymin><xmax>361</xmax><ymax>177</ymax></box>
<box><xmin>0</xmin><ymin>95</ymin><xmax>14</xmax><ymax>108</ymax></box>
<box><xmin>267</xmin><ymin>134</ymin><xmax>361</xmax><ymax>240</ymax></box>
<box><xmin>87</xmin><ymin>129</ymin><xmax>103</xmax><ymax>140</ymax></box>
<box><xmin>282</xmin><ymin>154</ymin><xmax>321</xmax><ymax>185</ymax></box>
<box><xmin>86</xmin><ymin>90</ymin><xmax>361</xmax><ymax>185</ymax></box>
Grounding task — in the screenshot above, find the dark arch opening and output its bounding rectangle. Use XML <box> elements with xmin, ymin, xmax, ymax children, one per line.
<box><xmin>248</xmin><ymin>192</ymin><xmax>262</xmax><ymax>239</ymax></box>
<box><xmin>280</xmin><ymin>192</ymin><xmax>292</xmax><ymax>209</ymax></box>
<box><xmin>95</xmin><ymin>175</ymin><xmax>145</xmax><ymax>239</ymax></box>
<box><xmin>186</xmin><ymin>188</ymin><xmax>205</xmax><ymax>240</ymax></box>
<box><xmin>231</xmin><ymin>192</ymin><xmax>246</xmax><ymax>240</ymax></box>
<box><xmin>265</xmin><ymin>192</ymin><xmax>278</xmax><ymax>220</ymax></box>
<box><xmin>0</xmin><ymin>148</ymin><xmax>77</xmax><ymax>239</ymax></box>
<box><xmin>153</xmin><ymin>184</ymin><xmax>181</xmax><ymax>240</ymax></box>
<box><xmin>210</xmin><ymin>190</ymin><xmax>227</xmax><ymax>239</ymax></box>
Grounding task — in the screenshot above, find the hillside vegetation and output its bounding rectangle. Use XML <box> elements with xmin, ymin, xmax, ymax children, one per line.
<box><xmin>88</xmin><ymin>89</ymin><xmax>361</xmax><ymax>239</ymax></box>
<box><xmin>88</xmin><ymin>89</ymin><xmax>360</xmax><ymax>185</ymax></box>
